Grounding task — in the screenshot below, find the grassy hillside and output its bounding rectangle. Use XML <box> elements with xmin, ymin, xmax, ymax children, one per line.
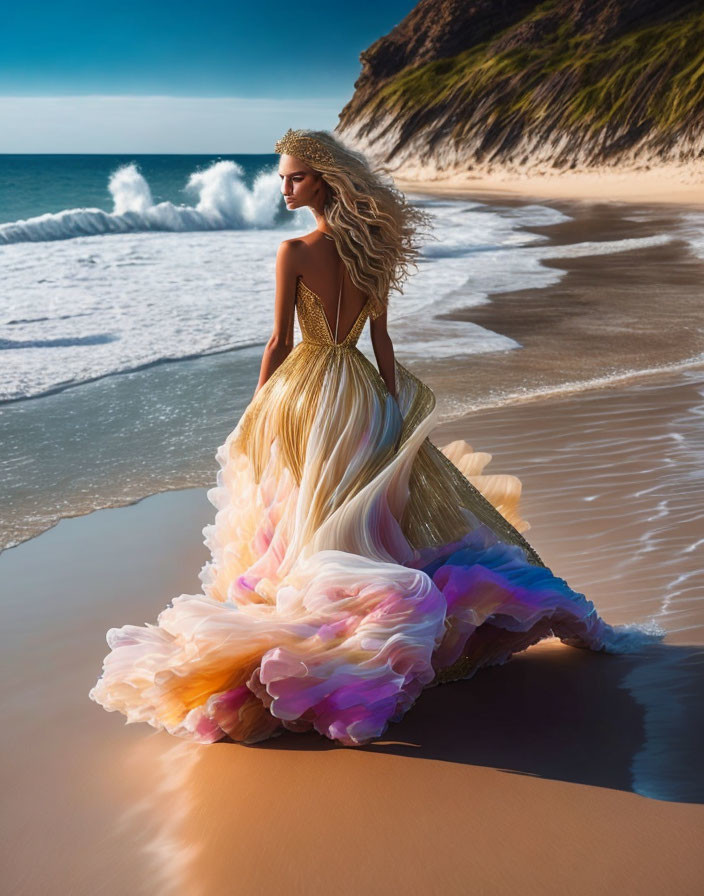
<box><xmin>339</xmin><ymin>0</ymin><xmax>704</xmax><ymax>165</ymax></box>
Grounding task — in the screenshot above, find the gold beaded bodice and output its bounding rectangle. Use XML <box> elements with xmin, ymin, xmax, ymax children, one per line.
<box><xmin>296</xmin><ymin>277</ymin><xmax>370</xmax><ymax>350</ymax></box>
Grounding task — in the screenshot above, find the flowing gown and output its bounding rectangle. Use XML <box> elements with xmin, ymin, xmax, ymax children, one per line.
<box><xmin>89</xmin><ymin>270</ymin><xmax>664</xmax><ymax>747</ymax></box>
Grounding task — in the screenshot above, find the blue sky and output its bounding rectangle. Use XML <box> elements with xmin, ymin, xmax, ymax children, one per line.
<box><xmin>0</xmin><ymin>0</ymin><xmax>415</xmax><ymax>152</ymax></box>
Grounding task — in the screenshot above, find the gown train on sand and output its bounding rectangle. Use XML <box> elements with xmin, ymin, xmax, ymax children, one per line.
<box><xmin>89</xmin><ymin>275</ymin><xmax>664</xmax><ymax>747</ymax></box>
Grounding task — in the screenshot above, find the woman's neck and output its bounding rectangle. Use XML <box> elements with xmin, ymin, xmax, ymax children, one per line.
<box><xmin>310</xmin><ymin>207</ymin><xmax>333</xmax><ymax>237</ymax></box>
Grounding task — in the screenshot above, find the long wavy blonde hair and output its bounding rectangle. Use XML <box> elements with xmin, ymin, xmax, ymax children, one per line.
<box><xmin>277</xmin><ymin>128</ymin><xmax>434</xmax><ymax>320</ymax></box>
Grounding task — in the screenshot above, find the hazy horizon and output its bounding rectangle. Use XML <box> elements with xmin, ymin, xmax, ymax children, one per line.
<box><xmin>0</xmin><ymin>95</ymin><xmax>349</xmax><ymax>153</ymax></box>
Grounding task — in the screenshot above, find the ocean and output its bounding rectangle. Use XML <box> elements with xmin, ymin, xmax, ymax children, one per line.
<box><xmin>2</xmin><ymin>153</ymin><xmax>703</xmax><ymax>552</ymax></box>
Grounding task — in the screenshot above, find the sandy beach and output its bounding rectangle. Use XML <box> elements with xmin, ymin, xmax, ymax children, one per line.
<box><xmin>2</xmin><ymin>361</ymin><xmax>703</xmax><ymax>894</ymax></box>
<box><xmin>394</xmin><ymin>163</ymin><xmax>704</xmax><ymax>207</ymax></box>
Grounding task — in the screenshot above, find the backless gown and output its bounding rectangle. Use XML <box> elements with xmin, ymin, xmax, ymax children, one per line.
<box><xmin>89</xmin><ymin>266</ymin><xmax>663</xmax><ymax>747</ymax></box>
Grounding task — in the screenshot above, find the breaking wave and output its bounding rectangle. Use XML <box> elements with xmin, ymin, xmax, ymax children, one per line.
<box><xmin>0</xmin><ymin>161</ymin><xmax>284</xmax><ymax>244</ymax></box>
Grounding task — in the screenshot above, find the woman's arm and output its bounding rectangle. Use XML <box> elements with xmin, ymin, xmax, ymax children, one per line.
<box><xmin>369</xmin><ymin>309</ymin><xmax>397</xmax><ymax>399</ymax></box>
<box><xmin>253</xmin><ymin>240</ymin><xmax>298</xmax><ymax>397</ymax></box>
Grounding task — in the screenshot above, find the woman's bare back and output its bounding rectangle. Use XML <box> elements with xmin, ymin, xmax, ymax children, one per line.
<box><xmin>295</xmin><ymin>231</ymin><xmax>369</xmax><ymax>342</ymax></box>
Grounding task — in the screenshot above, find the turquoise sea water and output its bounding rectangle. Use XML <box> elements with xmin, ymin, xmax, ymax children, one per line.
<box><xmin>0</xmin><ymin>153</ymin><xmax>275</xmax><ymax>225</ymax></box>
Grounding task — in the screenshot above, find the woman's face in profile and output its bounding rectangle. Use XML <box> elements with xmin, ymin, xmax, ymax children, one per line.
<box><xmin>278</xmin><ymin>154</ymin><xmax>327</xmax><ymax>211</ymax></box>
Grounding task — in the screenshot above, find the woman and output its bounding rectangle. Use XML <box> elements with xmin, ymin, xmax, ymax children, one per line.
<box><xmin>89</xmin><ymin>128</ymin><xmax>663</xmax><ymax>747</ymax></box>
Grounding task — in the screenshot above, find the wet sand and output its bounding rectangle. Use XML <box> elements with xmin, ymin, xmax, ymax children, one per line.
<box><xmin>2</xmin><ymin>365</ymin><xmax>703</xmax><ymax>894</ymax></box>
<box><xmin>408</xmin><ymin>199</ymin><xmax>704</xmax><ymax>417</ymax></box>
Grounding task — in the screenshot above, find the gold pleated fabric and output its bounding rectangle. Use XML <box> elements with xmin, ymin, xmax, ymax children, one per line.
<box><xmin>232</xmin><ymin>277</ymin><xmax>545</xmax><ymax>570</ymax></box>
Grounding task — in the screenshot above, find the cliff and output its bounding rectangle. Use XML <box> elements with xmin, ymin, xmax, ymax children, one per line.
<box><xmin>335</xmin><ymin>0</ymin><xmax>704</xmax><ymax>178</ymax></box>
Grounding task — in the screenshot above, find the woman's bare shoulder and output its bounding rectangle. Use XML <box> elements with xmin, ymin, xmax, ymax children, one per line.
<box><xmin>277</xmin><ymin>232</ymin><xmax>320</xmax><ymax>264</ymax></box>
<box><xmin>277</xmin><ymin>236</ymin><xmax>307</xmax><ymax>253</ymax></box>
<box><xmin>278</xmin><ymin>232</ymin><xmax>331</xmax><ymax>278</ymax></box>
<box><xmin>276</xmin><ymin>237</ymin><xmax>307</xmax><ymax>274</ymax></box>
<box><xmin>279</xmin><ymin>230</ymin><xmax>319</xmax><ymax>249</ymax></box>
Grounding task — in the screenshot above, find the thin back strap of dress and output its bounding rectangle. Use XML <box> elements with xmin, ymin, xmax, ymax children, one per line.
<box><xmin>334</xmin><ymin>255</ymin><xmax>343</xmax><ymax>343</ymax></box>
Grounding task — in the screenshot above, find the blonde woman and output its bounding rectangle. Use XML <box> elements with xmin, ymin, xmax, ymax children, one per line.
<box><xmin>90</xmin><ymin>129</ymin><xmax>662</xmax><ymax>747</ymax></box>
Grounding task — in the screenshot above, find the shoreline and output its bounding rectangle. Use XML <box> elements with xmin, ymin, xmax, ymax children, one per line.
<box><xmin>4</xmin><ymin>194</ymin><xmax>704</xmax><ymax>554</ymax></box>
<box><xmin>393</xmin><ymin>164</ymin><xmax>704</xmax><ymax>207</ymax></box>
<box><xmin>408</xmin><ymin>199</ymin><xmax>704</xmax><ymax>425</ymax></box>
<box><xmin>4</xmin><ymin>355</ymin><xmax>702</xmax><ymax>558</ymax></box>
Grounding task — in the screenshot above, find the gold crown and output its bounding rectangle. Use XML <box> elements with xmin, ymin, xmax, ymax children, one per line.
<box><xmin>274</xmin><ymin>128</ymin><xmax>335</xmax><ymax>168</ymax></box>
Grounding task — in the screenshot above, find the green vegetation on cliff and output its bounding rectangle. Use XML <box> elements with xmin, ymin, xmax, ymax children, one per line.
<box><xmin>357</xmin><ymin>0</ymin><xmax>704</xmax><ymax>159</ymax></box>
